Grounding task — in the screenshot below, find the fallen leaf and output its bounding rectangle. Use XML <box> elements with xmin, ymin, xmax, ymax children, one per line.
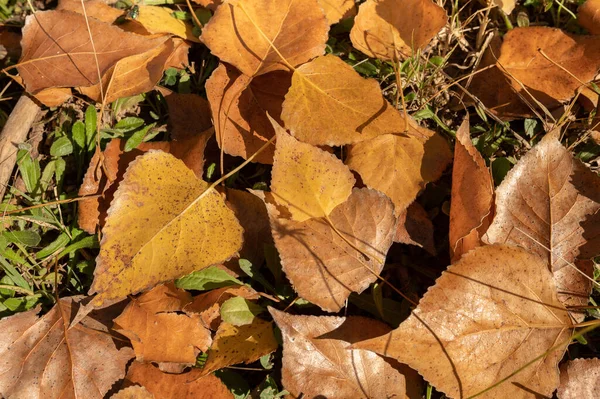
<box><xmin>493</xmin><ymin>0</ymin><xmax>516</xmax><ymax>14</ymax></box>
<box><xmin>346</xmin><ymin>131</ymin><xmax>451</xmax><ymax>216</ymax></box>
<box><xmin>271</xmin><ymin>120</ymin><xmax>355</xmax><ymax>221</ymax></box>
<box><xmin>205</xmin><ymin>63</ymin><xmax>291</xmax><ymax>164</ymax></box>
<box><xmin>123</xmin><ymin>362</ymin><xmax>234</xmax><ymax>399</ymax></box>
<box><xmin>265</xmin><ymin>188</ymin><xmax>396</xmax><ymax>312</ymax></box>
<box><xmin>111</xmin><ymin>386</ymin><xmax>154</xmax><ymax>399</ymax></box>
<box><xmin>0</xmin><ymin>297</ymin><xmax>133</xmax><ymax>399</ymax></box>
<box><xmin>57</xmin><ymin>0</ymin><xmax>124</xmax><ymax>23</ymax></box>
<box><xmin>281</xmin><ymin>55</ymin><xmax>427</xmax><ymax>146</ymax></box>
<box><xmin>176</xmin><ymin>266</ymin><xmax>244</xmax><ymax>291</ymax></box>
<box><xmin>449</xmin><ymin>119</ymin><xmax>493</xmax><ymax>261</ymax></box>
<box><xmin>192</xmin><ymin>0</ymin><xmax>221</xmax><ymax>10</ymax></box>
<box><xmin>318</xmin><ymin>0</ymin><xmax>356</xmax><ymax>24</ymax></box>
<box><xmin>163</xmin><ymin>92</ymin><xmax>213</xmax><ymax>141</ymax></box>
<box><xmin>354</xmin><ymin>245</ymin><xmax>573</xmax><ymax>399</ymax></box>
<box><xmin>220</xmin><ymin>296</ymin><xmax>263</xmax><ymax>326</ymax></box>
<box><xmin>123</xmin><ymin>5</ymin><xmax>200</xmax><ymax>43</ymax></box>
<box><xmin>225</xmin><ymin>188</ymin><xmax>272</xmax><ymax>267</ymax></box>
<box><xmin>270</xmin><ymin>308</ymin><xmax>417</xmax><ymax>399</ymax></box>
<box><xmin>579</xmin><ymin>0</ymin><xmax>600</xmax><ymax>34</ymax></box>
<box><xmin>33</xmin><ymin>87</ymin><xmax>73</xmax><ymax>107</ymax></box>
<box><xmin>201</xmin><ymin>0</ymin><xmax>329</xmax><ymax>77</ymax></box>
<box><xmin>558</xmin><ymin>358</ymin><xmax>600</xmax><ymax>399</ymax></box>
<box><xmin>201</xmin><ymin>318</ymin><xmax>278</xmax><ymax>375</ymax></box>
<box><xmin>89</xmin><ymin>151</ymin><xmax>244</xmax><ymax>308</ymax></box>
<box><xmin>78</xmin><ymin>126</ymin><xmax>213</xmax><ymax>233</ymax></box>
<box><xmin>17</xmin><ymin>10</ymin><xmax>167</xmax><ymax>93</ymax></box>
<box><xmin>113</xmin><ymin>284</ymin><xmax>211</xmax><ymax>365</ymax></box>
<box><xmin>484</xmin><ymin>131</ymin><xmax>600</xmax><ymax>316</ymax></box>
<box><xmin>350</xmin><ymin>0</ymin><xmax>446</xmax><ymax>61</ymax></box>
<box><xmin>184</xmin><ymin>285</ymin><xmax>259</xmax><ymax>330</ymax></box>
<box><xmin>395</xmin><ymin>201</ymin><xmax>436</xmax><ymax>254</ymax></box>
<box><xmin>79</xmin><ymin>38</ymin><xmax>190</xmax><ymax>104</ymax></box>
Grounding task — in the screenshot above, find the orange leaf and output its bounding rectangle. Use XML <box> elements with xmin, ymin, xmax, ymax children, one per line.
<box><xmin>318</xmin><ymin>0</ymin><xmax>356</xmax><ymax>24</ymax></box>
<box><xmin>578</xmin><ymin>0</ymin><xmax>600</xmax><ymax>35</ymax></box>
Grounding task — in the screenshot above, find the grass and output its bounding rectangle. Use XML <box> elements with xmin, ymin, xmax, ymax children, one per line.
<box><xmin>0</xmin><ymin>0</ymin><xmax>599</xmax><ymax>397</ymax></box>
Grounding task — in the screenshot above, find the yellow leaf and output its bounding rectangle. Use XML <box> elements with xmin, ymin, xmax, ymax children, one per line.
<box><xmin>281</xmin><ymin>55</ymin><xmax>423</xmax><ymax>146</ymax></box>
<box><xmin>317</xmin><ymin>0</ymin><xmax>356</xmax><ymax>24</ymax></box>
<box><xmin>200</xmin><ymin>0</ymin><xmax>328</xmax><ymax>77</ymax></box>
<box><xmin>201</xmin><ymin>318</ymin><xmax>278</xmax><ymax>375</ymax></box>
<box><xmin>132</xmin><ymin>5</ymin><xmax>200</xmax><ymax>43</ymax></box>
<box><xmin>346</xmin><ymin>132</ymin><xmax>451</xmax><ymax>215</ymax></box>
<box><xmin>270</xmin><ymin>118</ymin><xmax>355</xmax><ymax>221</ymax></box>
<box><xmin>89</xmin><ymin>151</ymin><xmax>244</xmax><ymax>308</ymax></box>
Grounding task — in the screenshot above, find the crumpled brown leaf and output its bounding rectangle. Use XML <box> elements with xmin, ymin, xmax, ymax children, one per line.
<box><xmin>449</xmin><ymin>119</ymin><xmax>493</xmax><ymax>261</ymax></box>
<box><xmin>264</xmin><ymin>188</ymin><xmax>397</xmax><ymax>312</ymax></box>
<box><xmin>0</xmin><ymin>297</ymin><xmax>133</xmax><ymax>399</ymax></box>
<box><xmin>270</xmin><ymin>308</ymin><xmax>421</xmax><ymax>398</ymax></box>
<box><xmin>113</xmin><ymin>284</ymin><xmax>212</xmax><ymax>366</ymax></box>
<box><xmin>557</xmin><ymin>358</ymin><xmax>600</xmax><ymax>399</ymax></box>
<box><xmin>350</xmin><ymin>0</ymin><xmax>447</xmax><ymax>61</ymax></box>
<box><xmin>484</xmin><ymin>131</ymin><xmax>599</xmax><ymax>317</ymax></box>
<box><xmin>354</xmin><ymin>245</ymin><xmax>573</xmax><ymax>399</ymax></box>
<box><xmin>201</xmin><ymin>0</ymin><xmax>329</xmax><ymax>77</ymax></box>
<box><xmin>123</xmin><ymin>362</ymin><xmax>234</xmax><ymax>399</ymax></box>
<box><xmin>205</xmin><ymin>63</ymin><xmax>290</xmax><ymax>164</ymax></box>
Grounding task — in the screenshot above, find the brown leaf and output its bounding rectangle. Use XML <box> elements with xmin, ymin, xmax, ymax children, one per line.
<box><xmin>191</xmin><ymin>0</ymin><xmax>221</xmax><ymax>10</ymax></box>
<box><xmin>79</xmin><ymin>38</ymin><xmax>190</xmax><ymax>104</ymax></box>
<box><xmin>350</xmin><ymin>0</ymin><xmax>446</xmax><ymax>61</ymax></box>
<box><xmin>111</xmin><ymin>386</ymin><xmax>154</xmax><ymax>399</ymax></box>
<box><xmin>205</xmin><ymin>63</ymin><xmax>290</xmax><ymax>164</ymax></box>
<box><xmin>114</xmin><ymin>285</ymin><xmax>211</xmax><ymax>365</ymax></box>
<box><xmin>395</xmin><ymin>202</ymin><xmax>436</xmax><ymax>255</ymax></box>
<box><xmin>78</xmin><ymin>127</ymin><xmax>213</xmax><ymax>233</ymax></box>
<box><xmin>17</xmin><ymin>10</ymin><xmax>167</xmax><ymax>93</ymax></box>
<box><xmin>200</xmin><ymin>318</ymin><xmax>278</xmax><ymax>375</ymax></box>
<box><xmin>281</xmin><ymin>55</ymin><xmax>426</xmax><ymax>146</ymax></box>
<box><xmin>354</xmin><ymin>245</ymin><xmax>573</xmax><ymax>399</ymax></box>
<box><xmin>225</xmin><ymin>188</ymin><xmax>272</xmax><ymax>268</ymax></box>
<box><xmin>346</xmin><ymin>131</ymin><xmax>451</xmax><ymax>216</ymax></box>
<box><xmin>163</xmin><ymin>92</ymin><xmax>213</xmax><ymax>140</ymax></box>
<box><xmin>89</xmin><ymin>151</ymin><xmax>243</xmax><ymax>308</ymax></box>
<box><xmin>270</xmin><ymin>308</ymin><xmax>418</xmax><ymax>399</ymax></box>
<box><xmin>0</xmin><ymin>297</ymin><xmax>133</xmax><ymax>399</ymax></box>
<box><xmin>579</xmin><ymin>0</ymin><xmax>600</xmax><ymax>34</ymax></box>
<box><xmin>484</xmin><ymin>131</ymin><xmax>600</xmax><ymax>316</ymax></box>
<box><xmin>449</xmin><ymin>119</ymin><xmax>493</xmax><ymax>261</ymax></box>
<box><xmin>266</xmin><ymin>188</ymin><xmax>397</xmax><ymax>312</ymax></box>
<box><xmin>123</xmin><ymin>362</ymin><xmax>234</xmax><ymax>399</ymax></box>
<box><xmin>318</xmin><ymin>0</ymin><xmax>356</xmax><ymax>24</ymax></box>
<box><xmin>184</xmin><ymin>285</ymin><xmax>259</xmax><ymax>330</ymax></box>
<box><xmin>271</xmin><ymin>120</ymin><xmax>355</xmax><ymax>221</ymax></box>
<box><xmin>200</xmin><ymin>0</ymin><xmax>328</xmax><ymax>77</ymax></box>
<box><xmin>558</xmin><ymin>358</ymin><xmax>600</xmax><ymax>399</ymax></box>
<box><xmin>57</xmin><ymin>0</ymin><xmax>124</xmax><ymax>23</ymax></box>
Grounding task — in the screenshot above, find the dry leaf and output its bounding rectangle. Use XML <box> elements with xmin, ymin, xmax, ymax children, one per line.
<box><xmin>123</xmin><ymin>362</ymin><xmax>234</xmax><ymax>399</ymax></box>
<box><xmin>201</xmin><ymin>0</ymin><xmax>329</xmax><ymax>77</ymax></box>
<box><xmin>124</xmin><ymin>5</ymin><xmax>200</xmax><ymax>43</ymax></box>
<box><xmin>350</xmin><ymin>0</ymin><xmax>446</xmax><ymax>61</ymax></box>
<box><xmin>493</xmin><ymin>0</ymin><xmax>516</xmax><ymax>14</ymax></box>
<box><xmin>89</xmin><ymin>151</ymin><xmax>244</xmax><ymax>308</ymax></box>
<box><xmin>163</xmin><ymin>92</ymin><xmax>213</xmax><ymax>141</ymax></box>
<box><xmin>192</xmin><ymin>0</ymin><xmax>221</xmax><ymax>10</ymax></box>
<box><xmin>354</xmin><ymin>245</ymin><xmax>573</xmax><ymax>399</ymax></box>
<box><xmin>270</xmin><ymin>308</ymin><xmax>417</xmax><ymax>398</ymax></box>
<box><xmin>579</xmin><ymin>0</ymin><xmax>600</xmax><ymax>34</ymax></box>
<box><xmin>33</xmin><ymin>87</ymin><xmax>72</xmax><ymax>107</ymax></box>
<box><xmin>111</xmin><ymin>386</ymin><xmax>154</xmax><ymax>399</ymax></box>
<box><xmin>346</xmin><ymin>131</ymin><xmax>451</xmax><ymax>216</ymax></box>
<box><xmin>449</xmin><ymin>119</ymin><xmax>493</xmax><ymax>261</ymax></box>
<box><xmin>558</xmin><ymin>358</ymin><xmax>600</xmax><ymax>399</ymax></box>
<box><xmin>484</xmin><ymin>131</ymin><xmax>600</xmax><ymax>316</ymax></box>
<box><xmin>184</xmin><ymin>285</ymin><xmax>259</xmax><ymax>330</ymax></box>
<box><xmin>271</xmin><ymin>120</ymin><xmax>355</xmax><ymax>221</ymax></box>
<box><xmin>395</xmin><ymin>202</ymin><xmax>436</xmax><ymax>255</ymax></box>
<box><xmin>318</xmin><ymin>0</ymin><xmax>356</xmax><ymax>24</ymax></box>
<box><xmin>266</xmin><ymin>188</ymin><xmax>396</xmax><ymax>312</ymax></box>
<box><xmin>18</xmin><ymin>10</ymin><xmax>167</xmax><ymax>93</ymax></box>
<box><xmin>225</xmin><ymin>188</ymin><xmax>272</xmax><ymax>268</ymax></box>
<box><xmin>281</xmin><ymin>55</ymin><xmax>429</xmax><ymax>145</ymax></box>
<box><xmin>80</xmin><ymin>38</ymin><xmax>190</xmax><ymax>104</ymax></box>
<box><xmin>78</xmin><ymin>130</ymin><xmax>213</xmax><ymax>234</ymax></box>
<box><xmin>0</xmin><ymin>297</ymin><xmax>133</xmax><ymax>399</ymax></box>
<box><xmin>205</xmin><ymin>63</ymin><xmax>290</xmax><ymax>164</ymax></box>
<box><xmin>113</xmin><ymin>284</ymin><xmax>211</xmax><ymax>365</ymax></box>
<box><xmin>57</xmin><ymin>0</ymin><xmax>124</xmax><ymax>23</ymax></box>
<box><xmin>201</xmin><ymin>318</ymin><xmax>278</xmax><ymax>375</ymax></box>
